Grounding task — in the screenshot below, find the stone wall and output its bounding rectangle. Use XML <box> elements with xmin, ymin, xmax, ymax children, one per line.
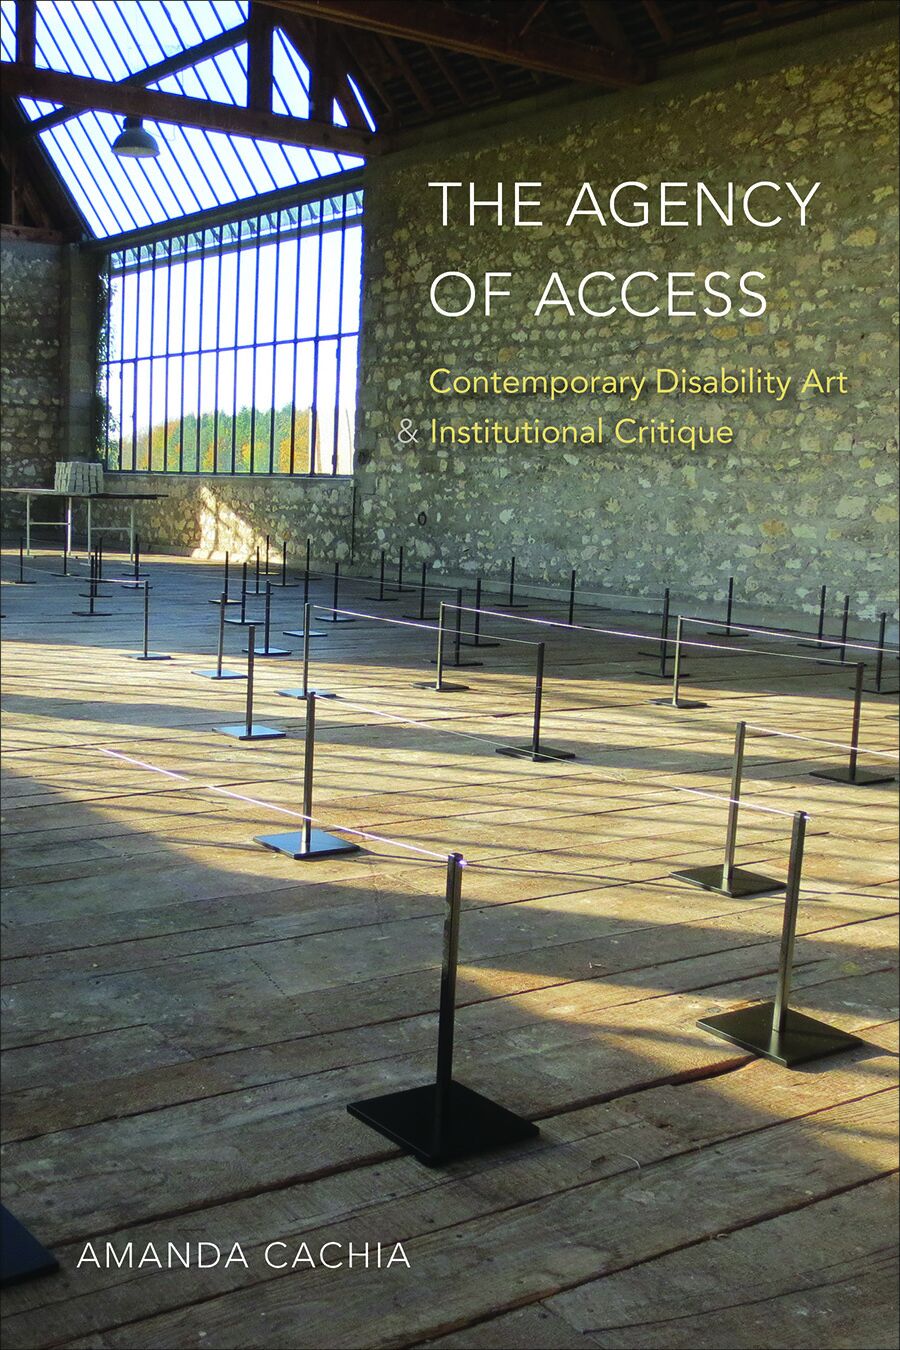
<box><xmin>96</xmin><ymin>472</ymin><xmax>356</xmax><ymax>566</ymax></box>
<box><xmin>0</xmin><ymin>232</ymin><xmax>65</xmax><ymax>527</ymax></box>
<box><xmin>354</xmin><ymin>9</ymin><xmax>899</xmax><ymax>619</ymax></box>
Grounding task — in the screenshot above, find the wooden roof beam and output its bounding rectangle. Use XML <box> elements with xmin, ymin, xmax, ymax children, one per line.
<box><xmin>261</xmin><ymin>1</ymin><xmax>646</xmax><ymax>85</ymax></box>
<box><xmin>25</xmin><ymin>21</ymin><xmax>253</xmax><ymax>136</ymax></box>
<box><xmin>2</xmin><ymin>64</ymin><xmax>379</xmax><ymax>156</ymax></box>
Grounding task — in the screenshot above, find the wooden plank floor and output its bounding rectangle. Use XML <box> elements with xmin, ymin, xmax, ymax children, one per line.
<box><xmin>1</xmin><ymin>547</ymin><xmax>898</xmax><ymax>1350</ymax></box>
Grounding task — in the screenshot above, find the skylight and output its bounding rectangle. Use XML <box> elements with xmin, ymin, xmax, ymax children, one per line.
<box><xmin>0</xmin><ymin>0</ymin><xmax>373</xmax><ymax>239</ymax></box>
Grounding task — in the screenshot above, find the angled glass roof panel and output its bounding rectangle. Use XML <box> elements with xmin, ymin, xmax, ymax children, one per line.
<box><xmin>10</xmin><ymin>0</ymin><xmax>369</xmax><ymax>239</ymax></box>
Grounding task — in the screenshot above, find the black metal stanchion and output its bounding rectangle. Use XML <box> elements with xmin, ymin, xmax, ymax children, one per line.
<box><xmin>111</xmin><ymin>533</ymin><xmax>146</xmax><ymax>587</ymax></box>
<box><xmin>818</xmin><ymin>593</ymin><xmax>850</xmax><ymax>662</ymax></box>
<box><xmin>367</xmin><ymin>550</ymin><xmax>394</xmax><ymax>602</ymax></box>
<box><xmin>567</xmin><ymin>569</ymin><xmax>576</xmax><ymax>626</ymax></box>
<box><xmin>209</xmin><ymin>551</ymin><xmax>239</xmax><ymax>605</ymax></box>
<box><xmin>447</xmin><ymin>589</ymin><xmax>482</xmax><ymax>668</ymax></box>
<box><xmin>215</xmin><ymin>626</ymin><xmax>285</xmax><ymax>741</ymax></box>
<box><xmin>72</xmin><ymin>554</ymin><xmax>112</xmax><ymax>617</ymax></box>
<box><xmin>459</xmin><ymin>578</ymin><xmax>499</xmax><ymax>649</ymax></box>
<box><xmin>671</xmin><ymin>721</ymin><xmax>784</xmax><ymax>896</ymax></box>
<box><xmin>638</xmin><ymin>588</ymin><xmax>690</xmax><ymax>678</ymax></box>
<box><xmin>224</xmin><ymin>561</ymin><xmax>252</xmax><ymax>626</ymax></box>
<box><xmin>348</xmin><ymin>851</ymin><xmax>539</xmax><ymax>1164</ymax></box>
<box><xmin>278</xmin><ymin>602</ymin><xmax>337</xmax><ymax>699</ymax></box>
<box><xmin>707</xmin><ymin>575</ymin><xmax>734</xmax><ymax>636</ymax></box>
<box><xmin>0</xmin><ymin>1206</ymin><xmax>59</xmax><ymax>1287</ymax></box>
<box><xmin>255</xmin><ymin>692</ymin><xmax>360</xmax><ymax>859</ymax></box>
<box><xmin>193</xmin><ymin>593</ymin><xmax>247</xmax><ymax>680</ymax></box>
<box><xmin>496</xmin><ymin>641</ymin><xmax>576</xmax><ymax>762</ymax></box>
<box><xmin>52</xmin><ymin>538</ymin><xmax>74</xmax><ymax>578</ymax></box>
<box><xmin>263</xmin><ymin>535</ymin><xmax>271</xmax><ymax>576</ymax></box>
<box><xmin>249</xmin><ymin>546</ymin><xmax>261</xmax><ymax>596</ymax></box>
<box><xmin>244</xmin><ymin>582</ymin><xmax>291</xmax><ymax>656</ymax></box>
<box><xmin>131</xmin><ymin>582</ymin><xmax>171</xmax><ymax>661</ymax></box>
<box><xmin>810</xmin><ymin>584</ymin><xmax>829</xmax><ymax>649</ymax></box>
<box><xmin>503</xmin><ymin>554</ymin><xmax>528</xmax><ymax>608</ymax></box>
<box><xmin>13</xmin><ymin>538</ymin><xmax>35</xmax><ymax>585</ymax></box>
<box><xmin>652</xmin><ymin>617</ymin><xmax>706</xmax><ymax>708</ymax></box>
<box><xmin>396</xmin><ymin>545</ymin><xmax>406</xmax><ymax>595</ymax></box>
<box><xmin>698</xmin><ymin>811</ymin><xmax>864</xmax><ymax>1066</ymax></box>
<box><xmin>863</xmin><ymin>613</ymin><xmax>898</xmax><ymax>695</ymax></box>
<box><xmin>318</xmin><ymin>562</ymin><xmax>356</xmax><ymax>623</ymax></box>
<box><xmin>273</xmin><ymin>538</ymin><xmax>297</xmax><ymax>588</ymax></box>
<box><xmin>810</xmin><ymin>663</ymin><xmax>897</xmax><ymax>785</ymax></box>
<box><xmin>404</xmin><ymin>562</ymin><xmax>429</xmax><ymax>620</ymax></box>
<box><xmin>415</xmin><ymin>602</ymin><xmax>469</xmax><ymax>692</ymax></box>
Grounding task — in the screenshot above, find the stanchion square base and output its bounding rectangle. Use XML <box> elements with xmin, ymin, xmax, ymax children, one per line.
<box><xmin>71</xmin><ymin>610</ymin><xmax>113</xmax><ymax>617</ymax></box>
<box><xmin>11</xmin><ymin>580</ymin><xmax>36</xmax><ymax>586</ymax></box>
<box><xmin>697</xmin><ymin>1002</ymin><xmax>863</xmax><ymax>1067</ymax></box>
<box><xmin>192</xmin><ymin>668</ymin><xmax>246</xmax><ymax>680</ymax></box>
<box><xmin>0</xmin><ymin>1206</ymin><xmax>59</xmax><ymax>1286</ymax></box>
<box><xmin>459</xmin><ymin>640</ymin><xmax>501</xmax><ymax>649</ymax></box>
<box><xmin>255</xmin><ymin>829</ymin><xmax>361</xmax><ymax>860</ymax></box>
<box><xmin>429</xmin><ymin>659</ymin><xmax>483</xmax><ymax>669</ymax></box>
<box><xmin>347</xmin><ymin>1081</ymin><xmax>539</xmax><ymax>1167</ymax></box>
<box><xmin>277</xmin><ymin>687</ymin><xmax>337</xmax><ymax>699</ymax></box>
<box><xmin>671</xmin><ymin>865</ymin><xmax>784</xmax><ymax>898</ymax></box>
<box><xmin>638</xmin><ymin>670</ymin><xmax>692</xmax><ymax>680</ymax></box>
<box><xmin>495</xmin><ymin>745</ymin><xmax>577</xmax><ymax>763</ymax></box>
<box><xmin>413</xmin><ymin>681</ymin><xmax>470</xmax><ymax>692</ymax></box>
<box><xmin>242</xmin><ymin>646</ymin><xmax>292</xmax><ymax>657</ymax></box>
<box><xmin>319</xmin><ymin>615</ymin><xmax>356</xmax><ymax>624</ymax></box>
<box><xmin>283</xmin><ymin>629</ymin><xmax>326</xmax><ymax>638</ymax></box>
<box><xmin>223</xmin><ymin>617</ymin><xmax>255</xmax><ymax>626</ymax></box>
<box><xmin>131</xmin><ymin>653</ymin><xmax>172</xmax><ymax>661</ymax></box>
<box><xmin>651</xmin><ymin>697</ymin><xmax>708</xmax><ymax>709</ymax></box>
<box><xmin>215</xmin><ymin>723</ymin><xmax>285</xmax><ymax>741</ymax></box>
<box><xmin>209</xmin><ymin>597</ymin><xmax>240</xmax><ymax>605</ymax></box>
<box><xmin>809</xmin><ymin>766</ymin><xmax>897</xmax><ymax>786</ymax></box>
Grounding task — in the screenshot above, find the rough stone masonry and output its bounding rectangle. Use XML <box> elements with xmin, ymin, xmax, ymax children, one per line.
<box><xmin>354</xmin><ymin>8</ymin><xmax>899</xmax><ymax>618</ymax></box>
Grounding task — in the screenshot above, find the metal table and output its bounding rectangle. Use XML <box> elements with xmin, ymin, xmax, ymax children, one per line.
<box><xmin>1</xmin><ymin>488</ymin><xmax>166</xmax><ymax>558</ymax></box>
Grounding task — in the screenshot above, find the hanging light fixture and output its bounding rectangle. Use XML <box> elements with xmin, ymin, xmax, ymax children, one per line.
<box><xmin>111</xmin><ymin>116</ymin><xmax>159</xmax><ymax>159</ymax></box>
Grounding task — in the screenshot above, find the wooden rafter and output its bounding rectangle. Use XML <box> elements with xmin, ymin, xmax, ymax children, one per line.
<box><xmin>1</xmin><ymin>64</ymin><xmax>379</xmax><ymax>156</ymax></box>
<box><xmin>247</xmin><ymin>2</ymin><xmax>274</xmax><ymax>112</ymax></box>
<box><xmin>25</xmin><ymin>21</ymin><xmax>254</xmax><ymax>136</ymax></box>
<box><xmin>642</xmin><ymin>0</ymin><xmax>675</xmax><ymax>44</ymax></box>
<box><xmin>15</xmin><ymin>0</ymin><xmax>36</xmax><ymax>66</ymax></box>
<box><xmin>260</xmin><ymin>0</ymin><xmax>646</xmax><ymax>85</ymax></box>
<box><xmin>579</xmin><ymin>1</ymin><xmax>635</xmax><ymax>58</ymax></box>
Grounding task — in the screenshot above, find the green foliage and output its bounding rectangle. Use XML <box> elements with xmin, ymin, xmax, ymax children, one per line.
<box><xmin>111</xmin><ymin>402</ymin><xmax>314</xmax><ymax>474</ymax></box>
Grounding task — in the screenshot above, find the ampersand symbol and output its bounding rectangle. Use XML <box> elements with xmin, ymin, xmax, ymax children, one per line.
<box><xmin>398</xmin><ymin>419</ymin><xmax>419</xmax><ymax>445</ymax></box>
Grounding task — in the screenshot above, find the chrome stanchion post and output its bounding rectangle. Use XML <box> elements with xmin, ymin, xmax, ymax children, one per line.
<box><xmin>347</xmin><ymin>849</ymin><xmax>539</xmax><ymax>1164</ymax></box>
<box><xmin>193</xmin><ymin>593</ymin><xmax>246</xmax><ymax>679</ymax></box>
<box><xmin>255</xmin><ymin>692</ymin><xmax>360</xmax><ymax>858</ymax></box>
<box><xmin>277</xmin><ymin>601</ymin><xmax>336</xmax><ymax>699</ymax></box>
<box><xmin>672</xmin><ymin>721</ymin><xmax>782</xmax><ymax>896</ymax></box>
<box><xmin>653</xmin><ymin>617</ymin><xmax>706</xmax><ymax>708</ymax></box>
<box><xmin>216</xmin><ymin>625</ymin><xmax>285</xmax><ymax>740</ymax></box>
<box><xmin>698</xmin><ymin>809</ymin><xmax>864</xmax><ymax>1065</ymax></box>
